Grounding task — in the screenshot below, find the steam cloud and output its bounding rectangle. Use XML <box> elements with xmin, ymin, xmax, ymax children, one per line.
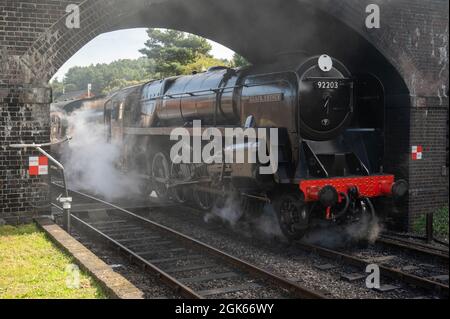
<box><xmin>205</xmin><ymin>195</ymin><xmax>382</xmax><ymax>246</ymax></box>
<box><xmin>204</xmin><ymin>197</ymin><xmax>284</xmax><ymax>240</ymax></box>
<box><xmin>303</xmin><ymin>214</ymin><xmax>383</xmax><ymax>249</ymax></box>
<box><xmin>59</xmin><ymin>107</ymin><xmax>141</xmax><ymax>201</ymax></box>
<box><xmin>205</xmin><ymin>196</ymin><xmax>243</xmax><ymax>227</ymax></box>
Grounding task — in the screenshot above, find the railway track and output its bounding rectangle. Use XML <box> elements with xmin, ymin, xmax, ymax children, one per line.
<box><xmin>297</xmin><ymin>241</ymin><xmax>448</xmax><ymax>298</ymax></box>
<box><xmin>376</xmin><ymin>235</ymin><xmax>449</xmax><ymax>263</ymax></box>
<box><xmin>50</xmin><ymin>183</ymin><xmax>326</xmax><ymax>299</ymax></box>
<box><xmin>140</xmin><ymin>202</ymin><xmax>449</xmax><ymax>298</ymax></box>
<box><xmin>50</xmin><ymin>181</ymin><xmax>448</xmax><ymax>298</ymax></box>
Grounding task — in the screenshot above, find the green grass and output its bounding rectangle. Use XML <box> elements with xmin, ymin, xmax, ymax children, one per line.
<box><xmin>0</xmin><ymin>224</ymin><xmax>107</xmax><ymax>299</ymax></box>
<box><xmin>413</xmin><ymin>206</ymin><xmax>449</xmax><ymax>240</ymax></box>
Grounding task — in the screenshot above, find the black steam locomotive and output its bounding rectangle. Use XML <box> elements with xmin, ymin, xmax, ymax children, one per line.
<box><xmin>97</xmin><ymin>53</ymin><xmax>408</xmax><ymax>240</ymax></box>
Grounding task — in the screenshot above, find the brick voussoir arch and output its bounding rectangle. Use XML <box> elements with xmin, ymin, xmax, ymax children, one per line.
<box><xmin>20</xmin><ymin>0</ymin><xmax>112</xmax><ymax>84</ymax></box>
<box><xmin>20</xmin><ymin>0</ymin><xmax>425</xmax><ymax>92</ymax></box>
<box><xmin>310</xmin><ymin>0</ymin><xmax>420</xmax><ymax>96</ymax></box>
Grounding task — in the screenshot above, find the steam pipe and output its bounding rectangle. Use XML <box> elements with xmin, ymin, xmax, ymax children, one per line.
<box><xmin>10</xmin><ymin>135</ymin><xmax>72</xmax><ymax>149</ymax></box>
<box><xmin>36</xmin><ymin>146</ymin><xmax>68</xmax><ymax>198</ymax></box>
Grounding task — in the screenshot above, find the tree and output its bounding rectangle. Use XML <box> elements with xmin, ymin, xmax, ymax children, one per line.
<box><xmin>139</xmin><ymin>29</ymin><xmax>213</xmax><ymax>77</ymax></box>
<box><xmin>51</xmin><ymin>30</ymin><xmax>236</xmax><ymax>98</ymax></box>
<box><xmin>182</xmin><ymin>54</ymin><xmax>229</xmax><ymax>75</ymax></box>
<box><xmin>50</xmin><ymin>78</ymin><xmax>64</xmax><ymax>101</ymax></box>
<box><xmin>103</xmin><ymin>78</ymin><xmax>148</xmax><ymax>94</ymax></box>
<box><xmin>52</xmin><ymin>58</ymin><xmax>154</xmax><ymax>96</ymax></box>
<box><xmin>231</xmin><ymin>53</ymin><xmax>250</xmax><ymax>68</ymax></box>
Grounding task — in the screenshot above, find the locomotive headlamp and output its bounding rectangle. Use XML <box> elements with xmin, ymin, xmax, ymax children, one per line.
<box><xmin>318</xmin><ymin>185</ymin><xmax>339</xmax><ymax>207</ymax></box>
<box><xmin>318</xmin><ymin>54</ymin><xmax>333</xmax><ymax>72</ymax></box>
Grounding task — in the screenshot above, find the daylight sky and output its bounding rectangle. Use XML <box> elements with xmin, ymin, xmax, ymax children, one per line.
<box><xmin>51</xmin><ymin>28</ymin><xmax>235</xmax><ymax>81</ymax></box>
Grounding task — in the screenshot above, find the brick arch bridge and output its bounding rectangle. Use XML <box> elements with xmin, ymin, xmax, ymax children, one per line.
<box><xmin>0</xmin><ymin>0</ymin><xmax>448</xmax><ymax>229</ymax></box>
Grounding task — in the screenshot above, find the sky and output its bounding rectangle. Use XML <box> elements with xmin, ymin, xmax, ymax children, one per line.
<box><xmin>51</xmin><ymin>28</ymin><xmax>235</xmax><ymax>81</ymax></box>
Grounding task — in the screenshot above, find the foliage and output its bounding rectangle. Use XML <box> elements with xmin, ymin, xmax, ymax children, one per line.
<box><xmin>139</xmin><ymin>29</ymin><xmax>213</xmax><ymax>77</ymax></box>
<box><xmin>182</xmin><ymin>54</ymin><xmax>230</xmax><ymax>74</ymax></box>
<box><xmin>231</xmin><ymin>53</ymin><xmax>250</xmax><ymax>68</ymax></box>
<box><xmin>413</xmin><ymin>206</ymin><xmax>449</xmax><ymax>240</ymax></box>
<box><xmin>51</xmin><ymin>58</ymin><xmax>153</xmax><ymax>100</ymax></box>
<box><xmin>0</xmin><ymin>224</ymin><xmax>106</xmax><ymax>299</ymax></box>
<box><xmin>51</xmin><ymin>29</ymin><xmax>238</xmax><ymax>99</ymax></box>
<box><xmin>50</xmin><ymin>78</ymin><xmax>64</xmax><ymax>100</ymax></box>
<box><xmin>103</xmin><ymin>78</ymin><xmax>148</xmax><ymax>94</ymax></box>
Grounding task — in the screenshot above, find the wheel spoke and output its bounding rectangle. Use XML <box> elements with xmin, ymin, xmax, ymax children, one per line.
<box><xmin>152</xmin><ymin>152</ymin><xmax>170</xmax><ymax>199</ymax></box>
<box><xmin>276</xmin><ymin>194</ymin><xmax>309</xmax><ymax>241</ymax></box>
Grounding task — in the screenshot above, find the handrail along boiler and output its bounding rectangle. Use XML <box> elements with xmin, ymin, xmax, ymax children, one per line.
<box><xmin>102</xmin><ymin>53</ymin><xmax>408</xmax><ymax>240</ymax></box>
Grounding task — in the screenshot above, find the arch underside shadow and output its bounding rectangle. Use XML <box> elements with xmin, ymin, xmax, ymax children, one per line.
<box><xmin>24</xmin><ymin>0</ymin><xmax>410</xmax><ymax>98</ymax></box>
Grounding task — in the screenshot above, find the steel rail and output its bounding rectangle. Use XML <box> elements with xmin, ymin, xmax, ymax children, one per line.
<box><xmin>379</xmin><ymin>234</ymin><xmax>449</xmax><ymax>255</ymax></box>
<box><xmin>297</xmin><ymin>242</ymin><xmax>448</xmax><ymax>298</ymax></box>
<box><xmin>52</xmin><ymin>202</ymin><xmax>201</xmax><ymax>299</ymax></box>
<box><xmin>165</xmin><ymin>203</ymin><xmax>449</xmax><ymax>297</ymax></box>
<box><xmin>377</xmin><ymin>236</ymin><xmax>449</xmax><ymax>264</ymax></box>
<box><xmin>51</xmin><ymin>183</ymin><xmax>326</xmax><ymax>299</ymax></box>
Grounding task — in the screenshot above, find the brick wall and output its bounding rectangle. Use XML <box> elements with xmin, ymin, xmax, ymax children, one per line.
<box><xmin>0</xmin><ymin>84</ymin><xmax>51</xmax><ymax>222</ymax></box>
<box><xmin>0</xmin><ymin>1</ymin><xmax>74</xmax><ymax>221</ymax></box>
<box><xmin>409</xmin><ymin>98</ymin><xmax>449</xmax><ymax>228</ymax></box>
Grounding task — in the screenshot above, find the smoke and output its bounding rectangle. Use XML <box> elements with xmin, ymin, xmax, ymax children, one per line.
<box><xmin>345</xmin><ymin>214</ymin><xmax>382</xmax><ymax>244</ymax></box>
<box><xmin>203</xmin><ymin>194</ymin><xmax>383</xmax><ymax>246</ymax></box>
<box><xmin>204</xmin><ymin>196</ymin><xmax>243</xmax><ymax>227</ymax></box>
<box><xmin>204</xmin><ymin>197</ymin><xmax>284</xmax><ymax>240</ymax></box>
<box><xmin>302</xmin><ymin>214</ymin><xmax>383</xmax><ymax>249</ymax></box>
<box><xmin>60</xmin><ymin>108</ymin><xmax>142</xmax><ymax>201</ymax></box>
<box><xmin>253</xmin><ymin>204</ymin><xmax>285</xmax><ymax>239</ymax></box>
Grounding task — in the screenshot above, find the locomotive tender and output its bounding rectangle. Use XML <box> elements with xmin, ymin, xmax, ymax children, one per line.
<box><xmin>99</xmin><ymin>53</ymin><xmax>408</xmax><ymax>240</ymax></box>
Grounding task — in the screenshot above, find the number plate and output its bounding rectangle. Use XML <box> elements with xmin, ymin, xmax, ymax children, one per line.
<box><xmin>314</xmin><ymin>80</ymin><xmax>341</xmax><ymax>89</ymax></box>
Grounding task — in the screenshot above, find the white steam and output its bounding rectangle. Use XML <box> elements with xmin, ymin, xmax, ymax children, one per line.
<box><xmin>303</xmin><ymin>214</ymin><xmax>383</xmax><ymax>248</ymax></box>
<box><xmin>204</xmin><ymin>196</ymin><xmax>243</xmax><ymax>226</ymax></box>
<box><xmin>204</xmin><ymin>197</ymin><xmax>284</xmax><ymax>239</ymax></box>
<box><xmin>203</xmin><ymin>193</ymin><xmax>382</xmax><ymax>246</ymax></box>
<box><xmin>253</xmin><ymin>204</ymin><xmax>285</xmax><ymax>239</ymax></box>
<box><xmin>60</xmin><ymin>108</ymin><xmax>141</xmax><ymax>201</ymax></box>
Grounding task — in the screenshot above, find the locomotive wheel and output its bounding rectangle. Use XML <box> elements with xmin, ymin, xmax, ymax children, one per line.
<box><xmin>138</xmin><ymin>153</ymin><xmax>153</xmax><ymax>200</ymax></box>
<box><xmin>151</xmin><ymin>152</ymin><xmax>170</xmax><ymax>200</ymax></box>
<box><xmin>172</xmin><ymin>185</ymin><xmax>189</xmax><ymax>204</ymax></box>
<box><xmin>275</xmin><ymin>193</ymin><xmax>309</xmax><ymax>241</ymax></box>
<box><xmin>170</xmin><ymin>163</ymin><xmax>192</xmax><ymax>204</ymax></box>
<box><xmin>193</xmin><ymin>186</ymin><xmax>215</xmax><ymax>211</ymax></box>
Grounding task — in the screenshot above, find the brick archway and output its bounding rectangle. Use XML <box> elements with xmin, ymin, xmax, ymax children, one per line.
<box><xmin>1</xmin><ymin>0</ymin><xmax>448</xmax><ymax>229</ymax></box>
<box><xmin>14</xmin><ymin>0</ymin><xmax>448</xmax><ymax>97</ymax></box>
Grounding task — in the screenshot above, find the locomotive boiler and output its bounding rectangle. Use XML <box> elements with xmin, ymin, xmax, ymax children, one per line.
<box><xmin>103</xmin><ymin>53</ymin><xmax>408</xmax><ymax>240</ymax></box>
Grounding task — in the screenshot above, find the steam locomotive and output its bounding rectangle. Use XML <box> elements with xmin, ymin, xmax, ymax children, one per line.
<box><xmin>58</xmin><ymin>53</ymin><xmax>409</xmax><ymax>240</ymax></box>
